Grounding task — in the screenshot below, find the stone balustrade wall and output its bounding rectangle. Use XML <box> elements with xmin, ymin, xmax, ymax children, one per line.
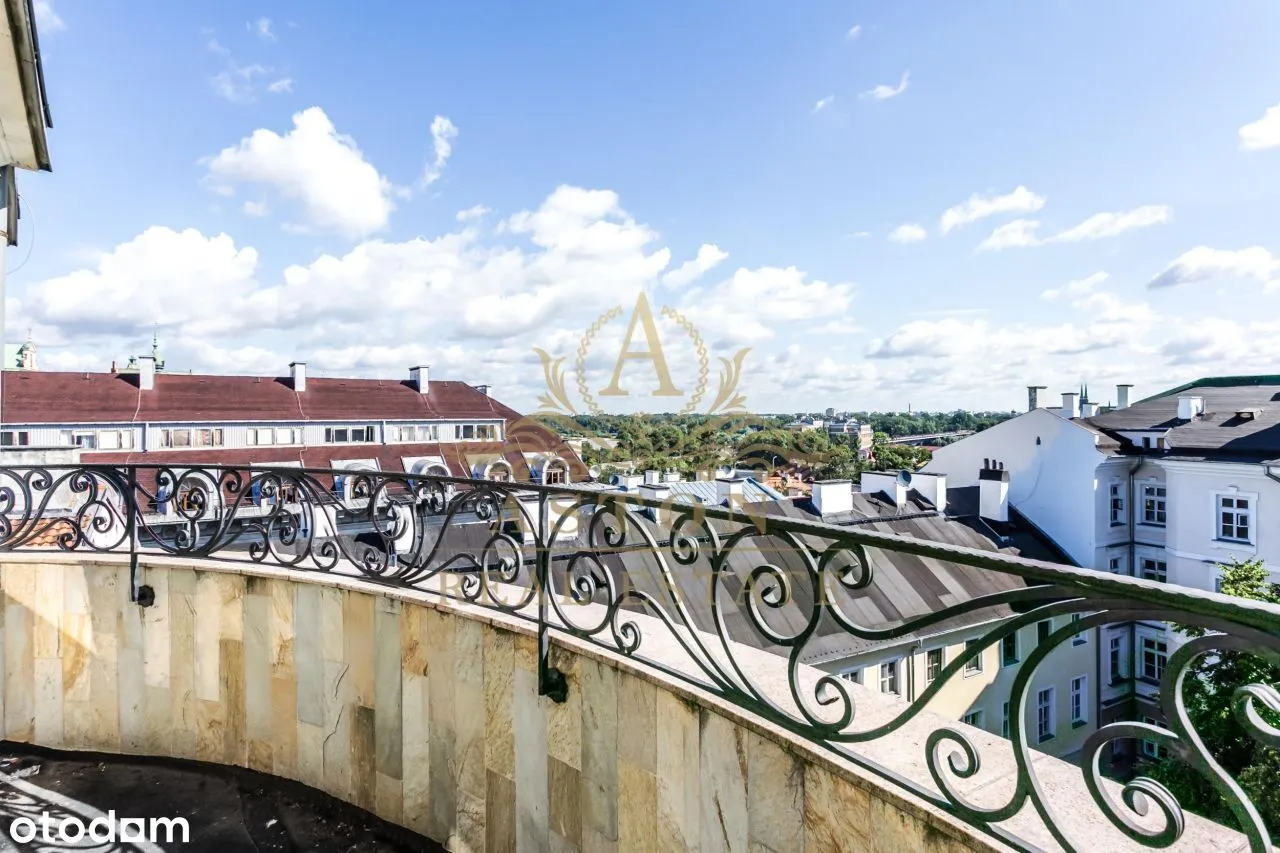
<box><xmin>0</xmin><ymin>554</ymin><xmax>1030</xmax><ymax>852</ymax></box>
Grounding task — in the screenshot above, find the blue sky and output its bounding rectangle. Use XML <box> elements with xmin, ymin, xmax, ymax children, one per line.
<box><xmin>8</xmin><ymin>0</ymin><xmax>1280</xmax><ymax>413</ymax></box>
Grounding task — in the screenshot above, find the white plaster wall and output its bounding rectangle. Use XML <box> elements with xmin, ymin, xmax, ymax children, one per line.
<box><xmin>923</xmin><ymin>409</ymin><xmax>1108</xmax><ymax>568</ymax></box>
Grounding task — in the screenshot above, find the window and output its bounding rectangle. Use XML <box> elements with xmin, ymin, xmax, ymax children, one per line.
<box><xmin>72</xmin><ymin>431</ymin><xmax>97</xmax><ymax>449</ymax></box>
<box><xmin>1037</xmin><ymin>620</ymin><xmax>1051</xmax><ymax>646</ymax></box>
<box><xmin>1001</xmin><ymin>702</ymin><xmax>1010</xmax><ymax>738</ymax></box>
<box><xmin>1141</xmin><ymin>716</ymin><xmax>1170</xmax><ymax>759</ymax></box>
<box><xmin>1141</xmin><ymin>637</ymin><xmax>1167</xmax><ymax>683</ymax></box>
<box><xmin>1036</xmin><ymin>688</ymin><xmax>1055</xmax><ymax>742</ymax></box>
<box><xmin>1142</xmin><ymin>436</ymin><xmax>1153</xmax><ymax>449</ymax></box>
<box><xmin>274</xmin><ymin>427</ymin><xmax>297</xmax><ymax>445</ymax></box>
<box><xmin>1070</xmin><ymin>675</ymin><xmax>1087</xmax><ymax>725</ymax></box>
<box><xmin>96</xmin><ymin>430</ymin><xmax>135</xmax><ymax>451</ymax></box>
<box><xmin>546</xmin><ymin>467</ymin><xmax>567</xmax><ymax>485</ymax></box>
<box><xmin>477</xmin><ymin>424</ymin><xmax>498</xmax><ymax>441</ymax></box>
<box><xmin>193</xmin><ymin>428</ymin><xmax>224</xmax><ymax>448</ymax></box>
<box><xmin>925</xmin><ymin>648</ymin><xmax>943</xmax><ymax>683</ymax></box>
<box><xmin>963</xmin><ymin>640</ymin><xmax>983</xmax><ymax>675</ymax></box>
<box><xmin>325</xmin><ymin>426</ymin><xmax>374</xmax><ymax>444</ymax></box>
<box><xmin>1217</xmin><ymin>495</ymin><xmax>1252</xmax><ymax>543</ymax></box>
<box><xmin>880</xmin><ymin>660</ymin><xmax>900</xmax><ymax>695</ymax></box>
<box><xmin>962</xmin><ymin>710</ymin><xmax>984</xmax><ymax>728</ymax></box>
<box><xmin>1109</xmin><ymin>482</ymin><xmax>1124</xmax><ymax>525</ymax></box>
<box><xmin>1</xmin><ymin>430</ymin><xmax>31</xmax><ymax>446</ymax></box>
<box><xmin>1071</xmin><ymin>614</ymin><xmax>1087</xmax><ymax>646</ymax></box>
<box><xmin>460</xmin><ymin>425</ymin><xmax>476</xmax><ymax>440</ymax></box>
<box><xmin>1001</xmin><ymin>633</ymin><xmax>1019</xmax><ymax>666</ymax></box>
<box><xmin>1140</xmin><ymin>558</ymin><xmax>1167</xmax><ymax>583</ymax></box>
<box><xmin>1108</xmin><ymin>556</ymin><xmax>1123</xmax><ymax>574</ymax></box>
<box><xmin>1141</xmin><ymin>484</ymin><xmax>1166</xmax><ymax>526</ymax></box>
<box><xmin>839</xmin><ymin>668</ymin><xmax>862</xmax><ymax>685</ymax></box>
<box><xmin>418</xmin><ymin>425</ymin><xmax>439</xmax><ymax>441</ymax></box>
<box><xmin>159</xmin><ymin>428</ymin><xmax>192</xmax><ymax>448</ymax></box>
<box><xmin>1109</xmin><ymin>636</ymin><xmax>1125</xmax><ymax>683</ymax></box>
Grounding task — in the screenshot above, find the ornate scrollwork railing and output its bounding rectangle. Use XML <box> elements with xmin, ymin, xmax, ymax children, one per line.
<box><xmin>2</xmin><ymin>462</ymin><xmax>1278</xmax><ymax>851</ymax></box>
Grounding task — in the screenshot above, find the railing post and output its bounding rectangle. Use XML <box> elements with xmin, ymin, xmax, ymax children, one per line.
<box><xmin>536</xmin><ymin>491</ymin><xmax>568</xmax><ymax>703</ymax></box>
<box><xmin>126</xmin><ymin>466</ymin><xmax>154</xmax><ymax>607</ymax></box>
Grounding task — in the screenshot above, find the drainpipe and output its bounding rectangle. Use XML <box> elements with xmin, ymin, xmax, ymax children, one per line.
<box><xmin>906</xmin><ymin>639</ymin><xmax>922</xmax><ymax>702</ymax></box>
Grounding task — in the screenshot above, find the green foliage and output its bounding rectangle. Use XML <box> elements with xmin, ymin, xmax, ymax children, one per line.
<box><xmin>1146</xmin><ymin>558</ymin><xmax>1280</xmax><ymax>837</ymax></box>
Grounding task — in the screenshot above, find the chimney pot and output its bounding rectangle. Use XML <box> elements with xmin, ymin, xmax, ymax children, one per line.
<box><xmin>475</xmin><ymin>384</ymin><xmax>490</xmax><ymax>396</ymax></box>
<box><xmin>1116</xmin><ymin>384</ymin><xmax>1133</xmax><ymax>410</ymax></box>
<box><xmin>409</xmin><ymin>366</ymin><xmax>430</xmax><ymax>395</ymax></box>
<box><xmin>979</xmin><ymin>467</ymin><xmax>1010</xmax><ymax>522</ymax></box>
<box><xmin>290</xmin><ymin>361</ymin><xmax>307</xmax><ymax>393</ymax></box>
<box><xmin>138</xmin><ymin>356</ymin><xmax>156</xmax><ymax>391</ymax></box>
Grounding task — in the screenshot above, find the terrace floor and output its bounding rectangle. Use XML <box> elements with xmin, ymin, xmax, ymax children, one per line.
<box><xmin>0</xmin><ymin>743</ymin><xmax>442</xmax><ymax>852</ymax></box>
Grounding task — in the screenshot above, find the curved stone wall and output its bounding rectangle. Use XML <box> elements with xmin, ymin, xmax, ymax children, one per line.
<box><xmin>0</xmin><ymin>554</ymin><xmax>1234</xmax><ymax>853</ymax></box>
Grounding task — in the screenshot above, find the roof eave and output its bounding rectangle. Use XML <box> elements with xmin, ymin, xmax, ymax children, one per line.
<box><xmin>3</xmin><ymin>0</ymin><xmax>52</xmax><ymax>171</ymax></box>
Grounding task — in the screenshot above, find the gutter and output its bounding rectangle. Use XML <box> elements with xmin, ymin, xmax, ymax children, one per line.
<box><xmin>5</xmin><ymin>0</ymin><xmax>53</xmax><ymax>170</ymax></box>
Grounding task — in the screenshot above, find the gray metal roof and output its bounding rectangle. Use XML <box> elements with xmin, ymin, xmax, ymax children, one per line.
<box><xmin>1085</xmin><ymin>377</ymin><xmax>1280</xmax><ymax>458</ymax></box>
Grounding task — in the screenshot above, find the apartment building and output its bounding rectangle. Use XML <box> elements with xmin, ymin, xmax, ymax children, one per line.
<box><xmin>924</xmin><ymin>376</ymin><xmax>1280</xmax><ymax>768</ymax></box>
<box><xmin>0</xmin><ymin>359</ymin><xmax>585</xmax><ymax>491</ymax></box>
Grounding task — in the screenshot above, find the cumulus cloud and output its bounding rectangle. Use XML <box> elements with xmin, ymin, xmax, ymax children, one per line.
<box><xmin>681</xmin><ymin>266</ymin><xmax>854</xmax><ymax>342</ymax></box>
<box><xmin>204</xmin><ymin>107</ymin><xmax>397</xmax><ymax>238</ymax></box>
<box><xmin>421</xmin><ymin>116</ymin><xmax>459</xmax><ymax>187</ymax></box>
<box><xmin>978</xmin><ymin>205</ymin><xmax>1170</xmax><ymax>250</ymax></box>
<box><xmin>456</xmin><ymin>204</ymin><xmax>490</xmax><ymax>222</ymax></box>
<box><xmin>267</xmin><ymin>78</ymin><xmax>294</xmax><ymax>94</ymax></box>
<box><xmin>1240</xmin><ymin>103</ymin><xmax>1280</xmax><ymax>152</ymax></box>
<box><xmin>812</xmin><ymin>95</ymin><xmax>835</xmax><ymax>114</ymax></box>
<box><xmin>662</xmin><ymin>244</ymin><xmax>728</xmax><ymax>287</ymax></box>
<box><xmin>888</xmin><ymin>223</ymin><xmax>927</xmax><ymax>244</ymax></box>
<box><xmin>861</xmin><ymin>72</ymin><xmax>909</xmax><ymax>101</ymax></box>
<box><xmin>1041</xmin><ymin>272</ymin><xmax>1108</xmax><ymax>300</ymax></box>
<box><xmin>940</xmin><ymin>186</ymin><xmax>1045</xmax><ymax>234</ymax></box>
<box><xmin>1147</xmin><ymin>246</ymin><xmax>1280</xmax><ymax>290</ymax></box>
<box><xmin>250</xmin><ymin>17</ymin><xmax>275</xmax><ymax>41</ymax></box>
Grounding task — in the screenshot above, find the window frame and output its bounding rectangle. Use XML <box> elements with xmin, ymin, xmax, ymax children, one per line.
<box><xmin>839</xmin><ymin>668</ymin><xmax>863</xmax><ymax>685</ymax></box>
<box><xmin>1001</xmin><ymin>702</ymin><xmax>1010</xmax><ymax>738</ymax></box>
<box><xmin>1001</xmin><ymin>633</ymin><xmax>1019</xmax><ymax>667</ymax></box>
<box><xmin>1071</xmin><ymin>613</ymin><xmax>1087</xmax><ymax>646</ymax></box>
<box><xmin>1109</xmin><ymin>635</ymin><xmax>1125</xmax><ymax>684</ymax></box>
<box><xmin>1036</xmin><ymin>687</ymin><xmax>1056</xmax><ymax>743</ymax></box>
<box><xmin>925</xmin><ymin>648</ymin><xmax>944</xmax><ymax>683</ymax></box>
<box><xmin>1070</xmin><ymin>675</ymin><xmax>1087</xmax><ymax>726</ymax></box>
<box><xmin>1140</xmin><ymin>483</ymin><xmax>1167</xmax><ymax>527</ymax></box>
<box><xmin>1215</xmin><ymin>492</ymin><xmax>1254</xmax><ymax>545</ymax></box>
<box><xmin>1108</xmin><ymin>481</ymin><xmax>1124</xmax><ymax>526</ymax></box>
<box><xmin>0</xmin><ymin>430</ymin><xmax>31</xmax><ymax>447</ymax></box>
<box><xmin>1037</xmin><ymin>619</ymin><xmax>1051</xmax><ymax>646</ymax></box>
<box><xmin>962</xmin><ymin>710</ymin><xmax>984</xmax><ymax>729</ymax></box>
<box><xmin>1139</xmin><ymin>557</ymin><xmax>1167</xmax><ymax>583</ymax></box>
<box><xmin>879</xmin><ymin>659</ymin><xmax>900</xmax><ymax>695</ymax></box>
<box><xmin>1141</xmin><ymin>636</ymin><xmax>1168</xmax><ymax>684</ymax></box>
<box><xmin>963</xmin><ymin>639</ymin><xmax>984</xmax><ymax>676</ymax></box>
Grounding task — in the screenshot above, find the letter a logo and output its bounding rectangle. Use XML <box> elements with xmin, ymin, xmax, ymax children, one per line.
<box><xmin>598</xmin><ymin>292</ymin><xmax>684</xmax><ymax>398</ymax></box>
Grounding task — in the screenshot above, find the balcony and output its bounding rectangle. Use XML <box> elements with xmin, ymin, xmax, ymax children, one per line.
<box><xmin>0</xmin><ymin>463</ymin><xmax>1274</xmax><ymax>851</ymax></box>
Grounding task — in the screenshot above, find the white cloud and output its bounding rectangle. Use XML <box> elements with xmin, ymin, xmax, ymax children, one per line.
<box><xmin>1147</xmin><ymin>246</ymin><xmax>1280</xmax><ymax>290</ymax></box>
<box><xmin>662</xmin><ymin>244</ymin><xmax>728</xmax><ymax>287</ymax></box>
<box><xmin>267</xmin><ymin>78</ymin><xmax>294</xmax><ymax>94</ymax></box>
<box><xmin>812</xmin><ymin>95</ymin><xmax>835</xmax><ymax>114</ymax></box>
<box><xmin>1041</xmin><ymin>272</ymin><xmax>1108</xmax><ymax>300</ymax></box>
<box><xmin>34</xmin><ymin>1</ymin><xmax>64</xmax><ymax>32</ymax></box>
<box><xmin>681</xmin><ymin>266</ymin><xmax>855</xmax><ymax>342</ymax></box>
<box><xmin>978</xmin><ymin>205</ymin><xmax>1170</xmax><ymax>250</ymax></box>
<box><xmin>251</xmin><ymin>17</ymin><xmax>275</xmax><ymax>42</ymax></box>
<box><xmin>211</xmin><ymin>62</ymin><xmax>269</xmax><ymax>104</ymax></box>
<box><xmin>422</xmin><ymin>116</ymin><xmax>459</xmax><ymax>187</ymax></box>
<box><xmin>205</xmin><ymin>37</ymin><xmax>230</xmax><ymax>57</ymax></box>
<box><xmin>846</xmin><ymin>24</ymin><xmax>861</xmax><ymax>41</ymax></box>
<box><xmin>861</xmin><ymin>72</ymin><xmax>909</xmax><ymax>101</ymax></box>
<box><xmin>204</xmin><ymin>106</ymin><xmax>397</xmax><ymax>238</ymax></box>
<box><xmin>243</xmin><ymin>200</ymin><xmax>268</xmax><ymax>217</ymax></box>
<box><xmin>815</xmin><ymin>320</ymin><xmax>863</xmax><ymax>335</ymax></box>
<box><xmin>456</xmin><ymin>204</ymin><xmax>491</xmax><ymax>222</ymax></box>
<box><xmin>940</xmin><ymin>186</ymin><xmax>1045</xmax><ymax>234</ymax></box>
<box><xmin>888</xmin><ymin>223</ymin><xmax>926</xmax><ymax>244</ymax></box>
<box><xmin>848</xmin><ymin>231</ymin><xmax>871</xmax><ymax>239</ymax></box>
<box><xmin>1239</xmin><ymin>104</ymin><xmax>1280</xmax><ymax>152</ymax></box>
<box><xmin>19</xmin><ymin>227</ymin><xmax>259</xmax><ymax>337</ymax></box>
<box><xmin>1049</xmin><ymin>205</ymin><xmax>1170</xmax><ymax>242</ymax></box>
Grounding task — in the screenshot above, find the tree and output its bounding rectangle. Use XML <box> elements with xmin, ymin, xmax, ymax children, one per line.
<box><xmin>1147</xmin><ymin>558</ymin><xmax>1280</xmax><ymax>837</ymax></box>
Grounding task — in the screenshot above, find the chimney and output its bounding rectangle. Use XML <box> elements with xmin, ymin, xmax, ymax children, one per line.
<box><xmin>409</xmin><ymin>366</ymin><xmax>430</xmax><ymax>395</ymax></box>
<box><xmin>1027</xmin><ymin>385</ymin><xmax>1047</xmax><ymax>412</ymax></box>
<box><xmin>138</xmin><ymin>355</ymin><xmax>156</xmax><ymax>391</ymax></box>
<box><xmin>290</xmin><ymin>361</ymin><xmax>307</xmax><ymax>392</ymax></box>
<box><xmin>859</xmin><ymin>471</ymin><xmax>908</xmax><ymax>508</ymax></box>
<box><xmin>979</xmin><ymin>464</ymin><xmax>1010</xmax><ymax>523</ymax></box>
<box><xmin>644</xmin><ymin>469</ymin><xmax>660</xmax><ymax>485</ymax></box>
<box><xmin>811</xmin><ymin>480</ymin><xmax>853</xmax><ymax>517</ymax></box>
<box><xmin>618</xmin><ymin>473</ymin><xmax>643</xmax><ymax>491</ymax></box>
<box><xmin>638</xmin><ymin>483</ymin><xmax>671</xmax><ymax>523</ymax></box>
<box><xmin>664</xmin><ymin>470</ymin><xmax>681</xmax><ymax>483</ymax></box>
<box><xmin>474</xmin><ymin>384</ymin><xmax>490</xmax><ymax>396</ymax></box>
<box><xmin>715</xmin><ymin>476</ymin><xmax>745</xmax><ymax>509</ymax></box>
<box><xmin>1177</xmin><ymin>395</ymin><xmax>1204</xmax><ymax>421</ymax></box>
<box><xmin>1080</xmin><ymin>402</ymin><xmax>1098</xmax><ymax>418</ymax></box>
<box><xmin>910</xmin><ymin>471</ymin><xmax>948</xmax><ymax>513</ymax></box>
<box><xmin>1061</xmin><ymin>391</ymin><xmax>1080</xmax><ymax>419</ymax></box>
<box><xmin>1116</xmin><ymin>384</ymin><xmax>1133</xmax><ymax>410</ymax></box>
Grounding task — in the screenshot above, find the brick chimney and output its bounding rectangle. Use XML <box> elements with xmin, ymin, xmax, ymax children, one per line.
<box><xmin>1027</xmin><ymin>385</ymin><xmax>1047</xmax><ymax>412</ymax></box>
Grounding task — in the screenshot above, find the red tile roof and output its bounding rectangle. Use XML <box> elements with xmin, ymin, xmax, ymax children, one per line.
<box><xmin>1</xmin><ymin>371</ymin><xmax>519</xmax><ymax>424</ymax></box>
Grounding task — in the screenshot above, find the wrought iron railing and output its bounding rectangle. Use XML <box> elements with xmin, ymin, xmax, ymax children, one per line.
<box><xmin>1</xmin><ymin>463</ymin><xmax>1278</xmax><ymax>852</ymax></box>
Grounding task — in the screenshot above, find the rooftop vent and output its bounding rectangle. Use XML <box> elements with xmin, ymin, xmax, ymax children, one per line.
<box><xmin>1237</xmin><ymin>407</ymin><xmax>1263</xmax><ymax>421</ymax></box>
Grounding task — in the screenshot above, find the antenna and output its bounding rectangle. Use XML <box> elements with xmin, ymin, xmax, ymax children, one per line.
<box><xmin>896</xmin><ymin>470</ymin><xmax>913</xmax><ymax>488</ymax></box>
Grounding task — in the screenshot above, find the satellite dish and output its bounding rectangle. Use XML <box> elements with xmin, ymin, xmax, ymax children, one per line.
<box><xmin>589</xmin><ymin>465</ymin><xmax>602</xmax><ymax>480</ymax></box>
<box><xmin>896</xmin><ymin>470</ymin><xmax>913</xmax><ymax>488</ymax></box>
